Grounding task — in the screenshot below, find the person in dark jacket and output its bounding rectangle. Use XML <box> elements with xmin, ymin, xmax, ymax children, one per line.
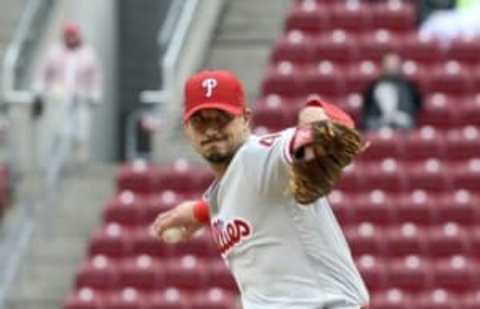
<box><xmin>361</xmin><ymin>53</ymin><xmax>422</xmax><ymax>131</ymax></box>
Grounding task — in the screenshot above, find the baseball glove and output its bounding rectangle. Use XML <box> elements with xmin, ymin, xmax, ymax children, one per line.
<box><xmin>289</xmin><ymin>120</ymin><xmax>366</xmax><ymax>205</ymax></box>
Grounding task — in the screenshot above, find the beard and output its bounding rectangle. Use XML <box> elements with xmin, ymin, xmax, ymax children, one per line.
<box><xmin>204</xmin><ymin>151</ymin><xmax>233</xmax><ymax>164</ymax></box>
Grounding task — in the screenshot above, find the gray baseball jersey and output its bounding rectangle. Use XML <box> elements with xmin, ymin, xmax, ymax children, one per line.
<box><xmin>204</xmin><ymin>128</ymin><xmax>369</xmax><ymax>309</ymax></box>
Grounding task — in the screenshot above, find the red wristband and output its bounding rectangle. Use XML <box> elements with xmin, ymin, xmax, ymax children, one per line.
<box><xmin>193</xmin><ymin>200</ymin><xmax>210</xmax><ymax>224</ymax></box>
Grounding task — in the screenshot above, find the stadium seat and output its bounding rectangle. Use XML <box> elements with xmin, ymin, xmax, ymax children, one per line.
<box><xmin>312</xmin><ymin>30</ymin><xmax>357</xmax><ymax>64</ymax></box>
<box><xmin>262</xmin><ymin>62</ymin><xmax>306</xmax><ymax>97</ymax></box>
<box><xmin>358</xmin><ymin>128</ymin><xmax>404</xmax><ymax>162</ymax></box>
<box><xmin>103</xmin><ymin>191</ymin><xmax>146</xmax><ymax>227</ymax></box>
<box><xmin>252</xmin><ymin>100</ymin><xmax>294</xmax><ymax>132</ymax></box>
<box><xmin>371</xmin><ymin>288</ymin><xmax>413</xmax><ymax>309</ymax></box>
<box><xmin>402</xmin><ymin>126</ymin><xmax>445</xmax><ymax>161</ymax></box>
<box><xmin>285</xmin><ymin>2</ymin><xmax>330</xmax><ymax>35</ymax></box>
<box><xmin>104</xmin><ymin>288</ymin><xmax>148</xmax><ymax>309</ymax></box>
<box><xmin>371</xmin><ymin>2</ymin><xmax>415</xmax><ymax>33</ymax></box>
<box><xmin>398</xmin><ymin>33</ymin><xmax>443</xmax><ymax>66</ymax></box>
<box><xmin>131</xmin><ymin>227</ymin><xmax>173</xmax><ymax>258</ymax></box>
<box><xmin>147</xmin><ymin>288</ymin><xmax>190</xmax><ymax>309</ymax></box>
<box><xmin>330</xmin><ymin>2</ymin><xmax>371</xmax><ymax>33</ymax></box>
<box><xmin>75</xmin><ymin>255</ymin><xmax>119</xmax><ymax>291</ymax></box>
<box><xmin>387</xmin><ymin>255</ymin><xmax>433</xmax><ymax>291</ymax></box>
<box><xmin>362</xmin><ymin>159</ymin><xmax>408</xmax><ymax>193</ymax></box>
<box><xmin>356</xmin><ymin>255</ymin><xmax>388</xmax><ymax>291</ymax></box>
<box><xmin>418</xmin><ymin>95</ymin><xmax>459</xmax><ymax>129</ymax></box>
<box><xmin>116</xmin><ymin>160</ymin><xmax>160</xmax><ymax>195</ymax></box>
<box><xmin>190</xmin><ymin>288</ymin><xmax>238</xmax><ymax>309</ymax></box>
<box><xmin>357</xmin><ymin>30</ymin><xmax>400</xmax><ymax>62</ymax></box>
<box><xmin>143</xmin><ymin>191</ymin><xmax>184</xmax><ymax>226</ymax></box>
<box><xmin>435</xmin><ymin>190</ymin><xmax>479</xmax><ymax>225</ymax></box>
<box><xmin>63</xmin><ymin>288</ymin><xmax>105</xmax><ymax>309</ymax></box>
<box><xmin>426</xmin><ymin>223</ymin><xmax>470</xmax><ymax>257</ymax></box>
<box><xmin>345</xmin><ymin>223</ymin><xmax>386</xmax><ymax>257</ymax></box>
<box><xmin>413</xmin><ymin>289</ymin><xmax>459</xmax><ymax>309</ymax></box>
<box><xmin>428</xmin><ymin>61</ymin><xmax>472</xmax><ymax>95</ymax></box>
<box><xmin>459</xmin><ymin>291</ymin><xmax>480</xmax><ymax>309</ymax></box>
<box><xmin>384</xmin><ymin>223</ymin><xmax>428</xmax><ymax>257</ymax></box>
<box><xmin>351</xmin><ymin>190</ymin><xmax>395</xmax><ymax>225</ymax></box>
<box><xmin>445</xmin><ymin>37</ymin><xmax>480</xmax><ymax>65</ymax></box>
<box><xmin>394</xmin><ymin>190</ymin><xmax>435</xmax><ymax>225</ymax></box>
<box><xmin>303</xmin><ymin>62</ymin><xmax>345</xmax><ymax>97</ymax></box>
<box><xmin>344</xmin><ymin>61</ymin><xmax>380</xmax><ymax>94</ymax></box>
<box><xmin>88</xmin><ymin>224</ymin><xmax>132</xmax><ymax>259</ymax></box>
<box><xmin>335</xmin><ymin>162</ymin><xmax>364</xmax><ymax>193</ymax></box>
<box><xmin>328</xmin><ymin>190</ymin><xmax>354</xmax><ymax>226</ymax></box>
<box><xmin>470</xmin><ymin>227</ymin><xmax>480</xmax><ymax>258</ymax></box>
<box><xmin>163</xmin><ymin>255</ymin><xmax>208</xmax><ymax>290</ymax></box>
<box><xmin>207</xmin><ymin>260</ymin><xmax>239</xmax><ymax>292</ymax></box>
<box><xmin>433</xmin><ymin>255</ymin><xmax>478</xmax><ymax>292</ymax></box>
<box><xmin>271</xmin><ymin>31</ymin><xmax>315</xmax><ymax>64</ymax></box>
<box><xmin>451</xmin><ymin>159</ymin><xmax>480</xmax><ymax>192</ymax></box>
<box><xmin>118</xmin><ymin>255</ymin><xmax>162</xmax><ymax>291</ymax></box>
<box><xmin>405</xmin><ymin>159</ymin><xmax>452</xmax><ymax>193</ymax></box>
<box><xmin>457</xmin><ymin>95</ymin><xmax>480</xmax><ymax>127</ymax></box>
<box><xmin>156</xmin><ymin>159</ymin><xmax>203</xmax><ymax>194</ymax></box>
<box><xmin>445</xmin><ymin>127</ymin><xmax>480</xmax><ymax>161</ymax></box>
<box><xmin>171</xmin><ymin>229</ymin><xmax>217</xmax><ymax>258</ymax></box>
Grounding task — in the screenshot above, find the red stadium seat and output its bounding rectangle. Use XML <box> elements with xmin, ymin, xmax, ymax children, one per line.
<box><xmin>75</xmin><ymin>255</ymin><xmax>119</xmax><ymax>291</ymax></box>
<box><xmin>190</xmin><ymin>288</ymin><xmax>238</xmax><ymax>309</ymax></box>
<box><xmin>88</xmin><ymin>224</ymin><xmax>132</xmax><ymax>259</ymax></box>
<box><xmin>344</xmin><ymin>61</ymin><xmax>380</xmax><ymax>94</ymax></box>
<box><xmin>328</xmin><ymin>190</ymin><xmax>354</xmax><ymax>225</ymax></box>
<box><xmin>147</xmin><ymin>288</ymin><xmax>190</xmax><ymax>309</ymax></box>
<box><xmin>358</xmin><ymin>128</ymin><xmax>404</xmax><ymax>162</ymax></box>
<box><xmin>207</xmin><ymin>260</ymin><xmax>239</xmax><ymax>292</ymax></box>
<box><xmin>351</xmin><ymin>190</ymin><xmax>395</xmax><ymax>225</ymax></box>
<box><xmin>357</xmin><ymin>30</ymin><xmax>400</xmax><ymax>62</ymax></box>
<box><xmin>436</xmin><ymin>190</ymin><xmax>479</xmax><ymax>225</ymax></box>
<box><xmin>252</xmin><ymin>99</ymin><xmax>294</xmax><ymax>132</ymax></box>
<box><xmin>384</xmin><ymin>223</ymin><xmax>428</xmax><ymax>257</ymax></box>
<box><xmin>103</xmin><ymin>191</ymin><xmax>146</xmax><ymax>227</ymax></box>
<box><xmin>414</xmin><ymin>289</ymin><xmax>459</xmax><ymax>309</ymax></box>
<box><xmin>330</xmin><ymin>2</ymin><xmax>371</xmax><ymax>33</ymax></box>
<box><xmin>362</xmin><ymin>159</ymin><xmax>408</xmax><ymax>193</ymax></box>
<box><xmin>143</xmin><ymin>191</ymin><xmax>183</xmax><ymax>226</ymax></box>
<box><xmin>429</xmin><ymin>61</ymin><xmax>472</xmax><ymax>95</ymax></box>
<box><xmin>345</xmin><ymin>223</ymin><xmax>386</xmax><ymax>257</ymax></box>
<box><xmin>131</xmin><ymin>228</ymin><xmax>173</xmax><ymax>258</ymax></box>
<box><xmin>433</xmin><ymin>255</ymin><xmax>478</xmax><ymax>292</ymax></box>
<box><xmin>163</xmin><ymin>255</ymin><xmax>208</xmax><ymax>290</ymax></box>
<box><xmin>116</xmin><ymin>160</ymin><xmax>160</xmax><ymax>195</ymax></box>
<box><xmin>312</xmin><ymin>30</ymin><xmax>357</xmax><ymax>64</ymax></box>
<box><xmin>118</xmin><ymin>255</ymin><xmax>162</xmax><ymax>291</ymax></box>
<box><xmin>445</xmin><ymin>127</ymin><xmax>480</xmax><ymax>161</ymax></box>
<box><xmin>355</xmin><ymin>255</ymin><xmax>388</xmax><ymax>291</ymax></box>
<box><xmin>63</xmin><ymin>288</ymin><xmax>105</xmax><ymax>309</ymax></box>
<box><xmin>335</xmin><ymin>162</ymin><xmax>365</xmax><ymax>193</ymax></box>
<box><xmin>262</xmin><ymin>62</ymin><xmax>306</xmax><ymax>97</ymax></box>
<box><xmin>388</xmin><ymin>255</ymin><xmax>433</xmax><ymax>291</ymax></box>
<box><xmin>371</xmin><ymin>288</ymin><xmax>413</xmax><ymax>309</ymax></box>
<box><xmin>303</xmin><ymin>61</ymin><xmax>345</xmax><ymax>96</ymax></box>
<box><xmin>156</xmin><ymin>159</ymin><xmax>203</xmax><ymax>194</ymax></box>
<box><xmin>271</xmin><ymin>31</ymin><xmax>315</xmax><ymax>64</ymax></box>
<box><xmin>402</xmin><ymin>126</ymin><xmax>445</xmax><ymax>161</ymax></box>
<box><xmin>104</xmin><ymin>288</ymin><xmax>148</xmax><ymax>309</ymax></box>
<box><xmin>394</xmin><ymin>190</ymin><xmax>435</xmax><ymax>225</ymax></box>
<box><xmin>371</xmin><ymin>2</ymin><xmax>415</xmax><ymax>33</ymax></box>
<box><xmin>457</xmin><ymin>95</ymin><xmax>480</xmax><ymax>127</ymax></box>
<box><xmin>459</xmin><ymin>291</ymin><xmax>480</xmax><ymax>309</ymax></box>
<box><xmin>451</xmin><ymin>159</ymin><xmax>480</xmax><ymax>192</ymax></box>
<box><xmin>172</xmin><ymin>229</ymin><xmax>217</xmax><ymax>258</ymax></box>
<box><xmin>285</xmin><ymin>2</ymin><xmax>330</xmax><ymax>35</ymax></box>
<box><xmin>399</xmin><ymin>34</ymin><xmax>443</xmax><ymax>66</ymax></box>
<box><xmin>446</xmin><ymin>37</ymin><xmax>480</xmax><ymax>65</ymax></box>
<box><xmin>400</xmin><ymin>60</ymin><xmax>430</xmax><ymax>95</ymax></box>
<box><xmin>426</xmin><ymin>223</ymin><xmax>470</xmax><ymax>257</ymax></box>
<box><xmin>405</xmin><ymin>159</ymin><xmax>452</xmax><ymax>193</ymax></box>
<box><xmin>418</xmin><ymin>94</ymin><xmax>459</xmax><ymax>129</ymax></box>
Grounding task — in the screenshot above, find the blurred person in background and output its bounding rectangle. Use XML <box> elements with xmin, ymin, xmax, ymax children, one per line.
<box><xmin>360</xmin><ymin>53</ymin><xmax>422</xmax><ymax>131</ymax></box>
<box><xmin>419</xmin><ymin>0</ymin><xmax>480</xmax><ymax>46</ymax></box>
<box><xmin>34</xmin><ymin>22</ymin><xmax>102</xmax><ymax>175</ymax></box>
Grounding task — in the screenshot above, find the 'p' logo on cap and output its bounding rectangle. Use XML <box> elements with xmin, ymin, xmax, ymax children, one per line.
<box><xmin>202</xmin><ymin>78</ymin><xmax>218</xmax><ymax>98</ymax></box>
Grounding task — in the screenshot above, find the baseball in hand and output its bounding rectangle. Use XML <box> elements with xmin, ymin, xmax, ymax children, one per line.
<box><xmin>161</xmin><ymin>227</ymin><xmax>186</xmax><ymax>243</ymax></box>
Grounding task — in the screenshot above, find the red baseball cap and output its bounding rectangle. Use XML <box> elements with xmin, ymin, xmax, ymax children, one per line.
<box><xmin>184</xmin><ymin>70</ymin><xmax>246</xmax><ymax>121</ymax></box>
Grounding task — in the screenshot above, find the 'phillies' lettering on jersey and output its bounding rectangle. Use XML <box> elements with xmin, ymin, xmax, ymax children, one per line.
<box><xmin>211</xmin><ymin>218</ymin><xmax>252</xmax><ymax>255</ymax></box>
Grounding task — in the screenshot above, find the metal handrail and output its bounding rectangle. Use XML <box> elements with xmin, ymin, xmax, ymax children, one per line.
<box><xmin>126</xmin><ymin>0</ymin><xmax>200</xmax><ymax>161</ymax></box>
